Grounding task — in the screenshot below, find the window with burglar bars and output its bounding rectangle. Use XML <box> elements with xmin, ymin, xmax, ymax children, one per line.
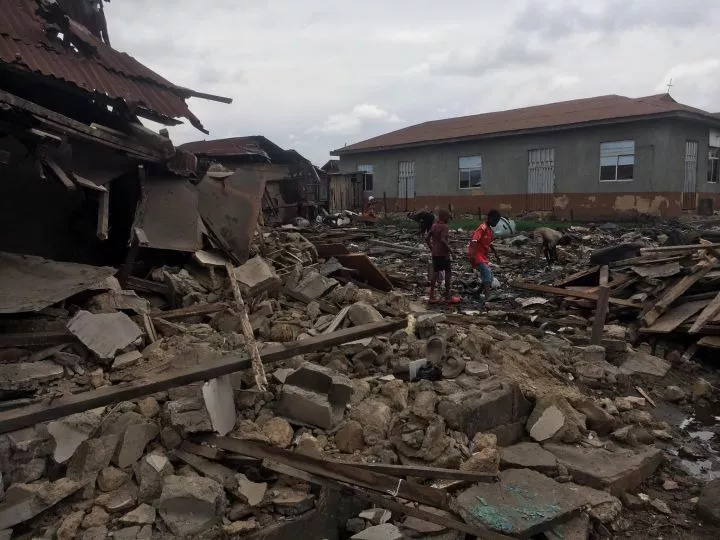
<box><xmin>709</xmin><ymin>148</ymin><xmax>720</xmax><ymax>184</ymax></box>
<box><xmin>599</xmin><ymin>140</ymin><xmax>634</xmax><ymax>181</ymax></box>
<box><xmin>357</xmin><ymin>164</ymin><xmax>374</xmax><ymax>191</ymax></box>
<box><xmin>458</xmin><ymin>156</ymin><xmax>482</xmax><ymax>189</ymax></box>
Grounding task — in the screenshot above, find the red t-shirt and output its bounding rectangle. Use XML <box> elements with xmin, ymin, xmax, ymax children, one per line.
<box><xmin>469</xmin><ymin>223</ymin><xmax>493</xmax><ymax>265</ymax></box>
<box><xmin>429</xmin><ymin>221</ymin><xmax>450</xmax><ymax>257</ymax></box>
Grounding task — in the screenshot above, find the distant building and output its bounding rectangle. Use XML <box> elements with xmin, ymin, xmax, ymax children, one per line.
<box><xmin>331</xmin><ymin>94</ymin><xmax>720</xmax><ymax>218</ymax></box>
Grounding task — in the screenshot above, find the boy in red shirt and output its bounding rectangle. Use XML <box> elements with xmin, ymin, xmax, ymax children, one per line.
<box><xmin>469</xmin><ymin>209</ymin><xmax>502</xmax><ymax>302</ymax></box>
<box><xmin>425</xmin><ymin>209</ymin><xmax>457</xmax><ymax>303</ymax></box>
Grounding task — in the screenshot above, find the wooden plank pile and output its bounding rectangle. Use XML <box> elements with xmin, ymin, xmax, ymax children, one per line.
<box><xmin>511</xmin><ymin>240</ymin><xmax>720</xmax><ymax>352</ymax></box>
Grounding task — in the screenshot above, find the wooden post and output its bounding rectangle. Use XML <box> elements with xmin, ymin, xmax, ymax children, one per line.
<box><xmin>591</xmin><ymin>265</ymin><xmax>610</xmax><ymax>344</ymax></box>
<box><xmin>225</xmin><ymin>263</ymin><xmax>268</xmax><ymax>390</ymax></box>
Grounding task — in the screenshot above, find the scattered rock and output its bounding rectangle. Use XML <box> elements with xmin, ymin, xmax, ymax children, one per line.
<box><xmin>620</xmin><ymin>351</ymin><xmax>671</xmax><ymax>378</ymax></box>
<box><xmin>66</xmin><ymin>434</ymin><xmax>119</xmax><ymax>482</ymax></box>
<box><xmin>0</xmin><ymin>361</ymin><xmax>64</xmax><ymax>391</ymax></box>
<box><xmin>346</xmin><ymin>517</ymin><xmax>367</xmax><ymax>533</ymax></box>
<box><xmin>80</xmin><ymin>526</ymin><xmax>108</xmax><ymax>540</ymax></box>
<box><xmin>698</xmin><ymin>478</ymin><xmax>720</xmax><ymax>525</ymax></box>
<box><xmin>295</xmin><ymin>433</ymin><xmax>325</xmax><ymax>458</ymax></box>
<box><xmin>271</xmin><ymin>487</ymin><xmax>315</xmax><ymax>515</ymax></box>
<box><xmin>614</xmin><ymin>396</ymin><xmax>645</xmax><ymax>412</ymax></box>
<box><xmin>119</xmin><ymin>503</ymin><xmax>156</xmax><ymax>526</ymax></box>
<box><xmin>650</xmin><ymin>498</ymin><xmax>672</xmax><ymax>515</ymax></box>
<box><xmin>158</xmin><ymin>475</ymin><xmax>226</xmax><ymax>537</ymax></box>
<box><xmin>620</xmin><ymin>492</ymin><xmax>644</xmax><ymax>510</ymax></box>
<box><xmin>136</xmin><ymin>397</ymin><xmax>160</xmax><ymax>418</ymax></box>
<box><xmin>460</xmin><ymin>447</ymin><xmax>499</xmax><ymax>474</ymax></box>
<box><xmin>348</xmin><ymin>302</ymin><xmax>383</xmax><ymax>326</ymax></box>
<box><xmin>335</xmin><ymin>420</ymin><xmax>365</xmax><ymax>453</ymax></box>
<box><xmin>261</xmin><ymin>417</ymin><xmax>294</xmax><ymax>448</ymax></box>
<box><xmin>664</xmin><ymin>386</ymin><xmax>686</xmax><ymax>403</ymax></box>
<box><xmin>67</xmin><ymin>310</ymin><xmax>143</xmax><ymax>360</ymax></box>
<box><xmin>97</xmin><ymin>466</ymin><xmax>128</xmax><ymax>492</ymax></box>
<box><xmin>48</xmin><ymin>408</ymin><xmax>104</xmax><ymax>464</ymax></box>
<box><xmin>350</xmin><ymin>399</ymin><xmax>393</xmax><ymax>445</ymax></box>
<box><xmin>574</xmin><ymin>400</ymin><xmax>617</xmax><ymax>436</ymax></box>
<box><xmin>136</xmin><ymin>453</ymin><xmax>174</xmax><ymax>502</ymax></box>
<box><xmin>351</xmin><ymin>523</ymin><xmax>403</xmax><ymax>540</ymax></box>
<box><xmin>224</xmin><ymin>519</ymin><xmax>258</xmax><ymax>535</ymax></box>
<box><xmin>95</xmin><ymin>484</ymin><xmax>138</xmax><ymax>513</ymax></box>
<box><xmin>112</xmin><ymin>350</ymin><xmax>142</xmax><ymax>371</ymax></box>
<box><xmin>693</xmin><ymin>378</ymin><xmax>713</xmax><ymax>399</ymax></box>
<box><xmin>81</xmin><ymin>506</ymin><xmax>110</xmax><ymax>529</ymax></box>
<box><xmin>663</xmin><ymin>480</ymin><xmax>679</xmax><ymax>491</ymax></box>
<box><xmin>465</xmin><ymin>361</ymin><xmax>490</xmax><ymax>378</ymax></box>
<box><xmin>527</xmin><ymin>397</ymin><xmax>585</xmax><ymax>443</ymax></box>
<box><xmin>56</xmin><ymin>511</ymin><xmax>84</xmax><ymax>540</ymax></box>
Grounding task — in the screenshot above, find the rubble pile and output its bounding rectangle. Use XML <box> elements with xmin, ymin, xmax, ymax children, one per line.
<box><xmin>0</xmin><ymin>218</ymin><xmax>719</xmax><ymax>539</ymax></box>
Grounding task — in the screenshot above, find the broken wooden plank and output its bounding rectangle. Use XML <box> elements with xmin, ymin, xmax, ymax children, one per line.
<box><xmin>0</xmin><ymin>318</ymin><xmax>407</xmax><ymax>434</ymax></box>
<box><xmin>96</xmin><ymin>190</ymin><xmax>109</xmax><ymax>241</ymax></box>
<box><xmin>630</xmin><ymin>261</ymin><xmax>681</xmax><ymax>279</ymax></box>
<box><xmin>642</xmin><ymin>258</ymin><xmax>717</xmax><ymax>326</ymax></box>
<box><xmin>281</xmin><ymin>286</ymin><xmax>339</xmax><ymax>315</ymax></box>
<box><xmin>323</xmin><ymin>306</ymin><xmax>350</xmax><ymax>334</ymax></box>
<box><xmin>209</xmin><ymin>437</ymin><xmax>448</xmax><ymax>509</ymax></box>
<box><xmin>635</xmin><ymin>386</ymin><xmax>657</xmax><ymax>408</ymax></box>
<box><xmin>641</xmin><ymin>299</ymin><xmax>709</xmax><ymax>334</ymax></box>
<box><xmin>510</xmin><ymin>282</ymin><xmax>639</xmax><ymax>308</ymax></box>
<box><xmin>697</xmin><ymin>336</ymin><xmax>720</xmax><ymax>349</ymax></box>
<box><xmin>262</xmin><ymin>459</ymin><xmax>509</xmax><ymax>540</ymax></box>
<box><xmin>591</xmin><ymin>285</ymin><xmax>610</xmax><ymax>345</ymax></box>
<box><xmin>40</xmin><ymin>155</ymin><xmax>76</xmax><ymax>190</ymax></box>
<box><xmin>609</xmin><ymin>255</ymin><xmax>686</xmax><ymax>268</ymax></box>
<box><xmin>226</xmin><ymin>263</ymin><xmax>267</xmax><ymax>391</ymax></box>
<box><xmin>689</xmin><ymin>292</ymin><xmax>720</xmax><ymax>334</ymax></box>
<box><xmin>125</xmin><ymin>276</ymin><xmax>170</xmax><ymax>297</ymax></box>
<box><xmin>151</xmin><ymin>302</ymin><xmax>227</xmax><ymax>321</ymax></box>
<box><xmin>342</xmin><ymin>461</ymin><xmax>497</xmax><ymax>483</ymax></box>
<box><xmin>313</xmin><ymin>243</ymin><xmax>350</xmax><ymax>259</ymax></box>
<box><xmin>599</xmin><ymin>265</ymin><xmax>609</xmax><ymax>286</ymax></box>
<box><xmin>640</xmin><ymin>243</ymin><xmax>720</xmax><ymax>253</ymax></box>
<box><xmin>0</xmin><ymin>331</ymin><xmax>74</xmax><ymax>348</ymax></box>
<box><xmin>334</xmin><ymin>253</ymin><xmax>393</xmax><ymax>292</ymax></box>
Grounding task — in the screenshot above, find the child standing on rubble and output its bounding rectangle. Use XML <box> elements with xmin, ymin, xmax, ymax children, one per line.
<box><xmin>469</xmin><ymin>209</ymin><xmax>502</xmax><ymax>302</ymax></box>
<box><xmin>425</xmin><ymin>209</ymin><xmax>459</xmax><ymax>304</ymax></box>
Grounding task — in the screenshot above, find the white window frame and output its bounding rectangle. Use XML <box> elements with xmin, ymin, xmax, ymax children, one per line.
<box><xmin>458</xmin><ymin>155</ymin><xmax>483</xmax><ymax>189</ymax></box>
<box><xmin>709</xmin><ymin>147</ymin><xmax>720</xmax><ymax>184</ymax></box>
<box><xmin>357</xmin><ymin>164</ymin><xmax>374</xmax><ymax>191</ymax></box>
<box><xmin>599</xmin><ymin>140</ymin><xmax>635</xmax><ymax>182</ymax></box>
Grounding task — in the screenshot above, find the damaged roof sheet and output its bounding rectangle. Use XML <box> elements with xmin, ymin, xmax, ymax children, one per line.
<box><xmin>178</xmin><ymin>137</ymin><xmax>271</xmax><ymax>160</ymax></box>
<box><xmin>0</xmin><ymin>0</ymin><xmax>208</xmax><ymax>130</ymax></box>
<box><xmin>0</xmin><ymin>252</ymin><xmax>115</xmax><ymax>314</ymax></box>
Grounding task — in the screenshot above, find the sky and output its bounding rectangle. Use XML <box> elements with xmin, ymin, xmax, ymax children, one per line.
<box><xmin>105</xmin><ymin>0</ymin><xmax>720</xmax><ymax>165</ymax></box>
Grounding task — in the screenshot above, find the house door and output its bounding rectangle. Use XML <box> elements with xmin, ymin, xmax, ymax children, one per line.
<box><xmin>398</xmin><ymin>161</ymin><xmax>415</xmax><ymax>211</ymax></box>
<box><xmin>527</xmin><ymin>148</ymin><xmax>555</xmax><ymax>211</ymax></box>
<box><xmin>683</xmin><ymin>141</ymin><xmax>698</xmax><ymax>211</ymax></box>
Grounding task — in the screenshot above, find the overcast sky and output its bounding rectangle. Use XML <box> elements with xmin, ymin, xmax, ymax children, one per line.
<box><xmin>106</xmin><ymin>0</ymin><xmax>720</xmax><ymax>165</ymax></box>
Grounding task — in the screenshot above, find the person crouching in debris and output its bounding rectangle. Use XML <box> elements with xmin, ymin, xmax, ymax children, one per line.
<box><xmin>409</xmin><ymin>210</ymin><xmax>435</xmax><ymax>237</ymax></box>
<box><xmin>533</xmin><ymin>227</ymin><xmax>570</xmax><ymax>264</ymax></box>
<box><xmin>425</xmin><ymin>209</ymin><xmax>459</xmax><ymax>303</ymax></box>
<box><xmin>469</xmin><ymin>210</ymin><xmax>502</xmax><ymax>302</ymax></box>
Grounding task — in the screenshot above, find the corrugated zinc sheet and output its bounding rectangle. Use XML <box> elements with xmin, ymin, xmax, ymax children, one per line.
<box><xmin>179</xmin><ymin>137</ymin><xmax>271</xmax><ymax>160</ymax></box>
<box><xmin>0</xmin><ymin>0</ymin><xmax>202</xmax><ymax>126</ymax></box>
<box><xmin>334</xmin><ymin>94</ymin><xmax>720</xmax><ymax>154</ymax></box>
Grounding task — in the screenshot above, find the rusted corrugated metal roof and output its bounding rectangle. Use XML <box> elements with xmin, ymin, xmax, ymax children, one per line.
<box><xmin>179</xmin><ymin>137</ymin><xmax>271</xmax><ymax>160</ymax></box>
<box><xmin>0</xmin><ymin>0</ymin><xmax>207</xmax><ymax>130</ymax></box>
<box><xmin>333</xmin><ymin>94</ymin><xmax>720</xmax><ymax>155</ymax></box>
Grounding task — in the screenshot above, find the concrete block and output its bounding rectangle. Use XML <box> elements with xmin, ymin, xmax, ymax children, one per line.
<box><xmin>500</xmin><ymin>442</ymin><xmax>558</xmax><ymax>475</ymax></box>
<box><xmin>158</xmin><ymin>475</ymin><xmax>225</xmax><ymax>537</ymax></box>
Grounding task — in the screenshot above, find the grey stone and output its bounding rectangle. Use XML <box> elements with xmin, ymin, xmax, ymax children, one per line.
<box><xmin>0</xmin><ymin>478</ymin><xmax>82</xmax><ymax>530</ymax></box>
<box><xmin>693</xmin><ymin>378</ymin><xmax>713</xmax><ymax>399</ymax></box>
<box><xmin>574</xmin><ymin>400</ymin><xmax>617</xmax><ymax>436</ymax></box>
<box><xmin>119</xmin><ymin>503</ymin><xmax>156</xmax><ymax>525</ymax></box>
<box><xmin>66</xmin><ymin>435</ymin><xmax>119</xmax><ymax>482</ymax></box>
<box><xmin>233</xmin><ymin>256</ymin><xmax>280</xmax><ymax>296</ymax></box>
<box><xmin>80</xmin><ymin>526</ymin><xmax>108</xmax><ymax>540</ymax></box>
<box><xmin>10</xmin><ymin>457</ymin><xmax>45</xmax><ymax>484</ymax></box>
<box><xmin>271</xmin><ymin>487</ymin><xmax>315</xmax><ymax>516</ymax></box>
<box><xmin>544</xmin><ymin>443</ymin><xmax>663</xmax><ymax>495</ymax></box>
<box><xmin>165</xmin><ymin>398</ymin><xmax>213</xmax><ymax>436</ymax></box>
<box><xmin>527</xmin><ymin>397</ymin><xmax>586</xmax><ymax>444</ymax></box>
<box><xmin>292</xmin><ymin>271</ymin><xmax>338</xmax><ymax>300</ymax></box>
<box><xmin>335</xmin><ymin>420</ymin><xmax>365</xmax><ymax>453</ymax></box>
<box><xmin>97</xmin><ymin>467</ymin><xmax>128</xmax><ymax>492</ymax></box>
<box><xmin>110</xmin><ymin>416</ymin><xmax>160</xmax><ymax>468</ymax></box>
<box><xmin>664</xmin><ymin>385</ymin><xmax>687</xmax><ymax>403</ymax></box>
<box><xmin>500</xmin><ymin>442</ymin><xmax>558</xmax><ymax>474</ymax></box>
<box><xmin>465</xmin><ymin>361</ymin><xmax>490</xmax><ymax>378</ymax></box>
<box><xmin>112</xmin><ymin>350</ymin><xmax>143</xmax><ymax>371</ymax></box>
<box><xmin>82</xmin><ymin>505</ymin><xmax>110</xmax><ymax>528</ymax></box>
<box><xmin>158</xmin><ymin>475</ymin><xmax>225</xmax><ymax>537</ymax></box>
<box><xmin>527</xmin><ymin>405</ymin><xmax>565</xmax><ymax>442</ymax></box>
<box><xmin>111</xmin><ymin>526</ymin><xmax>141</xmax><ymax>540</ymax></box>
<box><xmin>698</xmin><ymin>478</ymin><xmax>720</xmax><ymax>526</ymax></box>
<box><xmin>411</xmin><ymin>390</ymin><xmax>438</xmax><ymax>419</ymax></box>
<box><xmin>437</xmin><ymin>377</ymin><xmax>530</xmax><ymax>437</ymax></box>
<box><xmin>543</xmin><ymin>513</ymin><xmax>590</xmax><ymax>540</ymax></box>
<box><xmin>135</xmin><ymin>453</ymin><xmax>173</xmax><ymax>502</ymax></box>
<box><xmin>620</xmin><ymin>351</ymin><xmax>671</xmax><ymax>377</ymax></box>
<box><xmin>346</xmin><ymin>517</ymin><xmax>367</xmax><ymax>533</ymax></box>
<box><xmin>350</xmin><ymin>399</ymin><xmax>393</xmax><ymax>444</ymax></box>
<box><xmin>95</xmin><ymin>484</ymin><xmax>138</xmax><ymax>513</ymax></box>
<box><xmin>347</xmin><ymin>302</ymin><xmax>383</xmax><ymax>326</ymax></box>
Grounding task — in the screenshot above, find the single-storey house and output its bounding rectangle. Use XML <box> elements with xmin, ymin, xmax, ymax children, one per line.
<box><xmin>331</xmin><ymin>93</ymin><xmax>720</xmax><ymax>219</ymax></box>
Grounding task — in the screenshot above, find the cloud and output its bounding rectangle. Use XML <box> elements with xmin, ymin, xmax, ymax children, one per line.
<box><xmin>428</xmin><ymin>41</ymin><xmax>550</xmax><ymax>77</ymax></box>
<box><xmin>309</xmin><ymin>104</ymin><xmax>403</xmax><ymax>134</ymax></box>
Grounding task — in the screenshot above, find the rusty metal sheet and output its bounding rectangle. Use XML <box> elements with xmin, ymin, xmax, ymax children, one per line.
<box><xmin>197</xmin><ymin>169</ymin><xmax>266</xmax><ymax>264</ymax></box>
<box><xmin>135</xmin><ymin>176</ymin><xmax>201</xmax><ymax>253</ymax></box>
<box><xmin>0</xmin><ymin>252</ymin><xmax>115</xmax><ymax>314</ymax></box>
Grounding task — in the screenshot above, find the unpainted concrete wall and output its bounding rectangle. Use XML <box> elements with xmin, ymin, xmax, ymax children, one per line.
<box><xmin>338</xmin><ymin>118</ymin><xmax>712</xmax><ymax>218</ymax></box>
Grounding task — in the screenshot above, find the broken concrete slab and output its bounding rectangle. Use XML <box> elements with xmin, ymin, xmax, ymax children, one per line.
<box><xmin>135</xmin><ymin>453</ymin><xmax>174</xmax><ymax>503</ymax></box>
<box><xmin>202</xmin><ymin>375</ymin><xmax>236</xmax><ymax>436</ymax></box>
<box><xmin>0</xmin><ymin>478</ymin><xmax>82</xmax><ymax>530</ymax></box>
<box><xmin>277</xmin><ymin>363</ymin><xmax>353</xmax><ymax>429</ymax></box>
<box><xmin>452</xmin><ymin>469</ymin><xmax>584</xmax><ymax>538</ymax></box>
<box><xmin>620</xmin><ymin>351</ymin><xmax>671</xmax><ymax>378</ymax></box>
<box><xmin>564</xmin><ymin>483</ymin><xmax>622</xmax><ymax>524</ymax></box>
<box><xmin>119</xmin><ymin>503</ymin><xmax>156</xmax><ymax>526</ymax></box>
<box><xmin>500</xmin><ymin>442</ymin><xmax>558</xmax><ymax>475</ymax></box>
<box><xmin>67</xmin><ymin>310</ymin><xmax>143</xmax><ymax>360</ymax></box>
<box><xmin>112</xmin><ymin>350</ymin><xmax>143</xmax><ymax>371</ymax></box>
<box><xmin>66</xmin><ymin>434</ymin><xmax>119</xmax><ymax>482</ymax></box>
<box><xmin>543</xmin><ymin>513</ymin><xmax>590</xmax><ymax>540</ymax></box>
<box><xmin>234</xmin><ymin>256</ymin><xmax>281</xmax><ymax>297</ymax></box>
<box><xmin>95</xmin><ymin>484</ymin><xmax>138</xmax><ymax>513</ymax></box>
<box><xmin>158</xmin><ymin>475</ymin><xmax>226</xmax><ymax>537</ymax></box>
<box><xmin>48</xmin><ymin>407</ymin><xmax>104</xmax><ymax>463</ymax></box>
<box><xmin>292</xmin><ymin>271</ymin><xmax>338</xmax><ymax>300</ymax></box>
<box><xmin>348</xmin><ymin>302</ymin><xmax>383</xmax><ymax>326</ymax></box>
<box><xmin>527</xmin><ymin>397</ymin><xmax>586</xmax><ymax>444</ymax></box>
<box><xmin>271</xmin><ymin>487</ymin><xmax>315</xmax><ymax>516</ymax></box>
<box><xmin>544</xmin><ymin>443</ymin><xmax>663</xmax><ymax>495</ymax></box>
<box><xmin>351</xmin><ymin>523</ymin><xmax>403</xmax><ymax>540</ymax></box>
<box><xmin>527</xmin><ymin>404</ymin><xmax>565</xmax><ymax>442</ymax></box>
<box><xmin>103</xmin><ymin>412</ymin><xmax>160</xmax><ymax>468</ymax></box>
<box><xmin>349</xmin><ymin>399</ymin><xmax>393</xmax><ymax>445</ymax></box>
<box><xmin>0</xmin><ymin>361</ymin><xmax>64</xmax><ymax>391</ymax></box>
<box><xmin>164</xmin><ymin>397</ymin><xmax>213</xmax><ymax>436</ymax></box>
<box><xmin>88</xmin><ymin>290</ymin><xmax>150</xmax><ymax>315</ymax></box>
<box><xmin>236</xmin><ymin>473</ymin><xmax>267</xmax><ymax>506</ymax></box>
<box><xmin>437</xmin><ymin>377</ymin><xmax>531</xmax><ymax>437</ymax></box>
<box><xmin>97</xmin><ymin>466</ymin><xmax>128</xmax><ymax>492</ymax></box>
